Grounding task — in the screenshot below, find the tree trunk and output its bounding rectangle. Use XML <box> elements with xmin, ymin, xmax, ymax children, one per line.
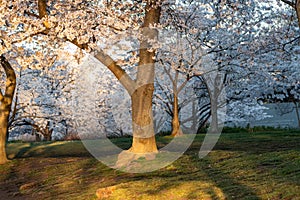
<box><xmin>0</xmin><ymin>109</ymin><xmax>9</xmax><ymax>164</ymax></box>
<box><xmin>92</xmin><ymin>1</ymin><xmax>161</xmax><ymax>155</ymax></box>
<box><xmin>210</xmin><ymin>98</ymin><xmax>219</xmax><ymax>133</ymax></box>
<box><xmin>293</xmin><ymin>101</ymin><xmax>300</xmax><ymax>128</ymax></box>
<box><xmin>296</xmin><ymin>0</ymin><xmax>300</xmax><ymax>28</ymax></box>
<box><xmin>43</xmin><ymin>129</ymin><xmax>53</xmax><ymax>141</ymax></box>
<box><xmin>205</xmin><ymin>72</ymin><xmax>224</xmax><ymax>134</ymax></box>
<box><xmin>127</xmin><ymin>1</ymin><xmax>161</xmax><ymax>153</ymax></box>
<box><xmin>44</xmin><ymin>135</ymin><xmax>52</xmax><ymax>141</ymax></box>
<box><xmin>0</xmin><ymin>55</ymin><xmax>16</xmax><ymax>164</ymax></box>
<box><xmin>36</xmin><ymin>133</ymin><xmax>41</xmax><ymax>142</ymax></box>
<box><xmin>43</xmin><ymin>121</ymin><xmax>53</xmax><ymax>141</ymax></box>
<box><xmin>130</xmin><ymin>84</ymin><xmax>158</xmax><ymax>153</ymax></box>
<box><xmin>171</xmin><ymin>94</ymin><xmax>183</xmax><ymax>137</ymax></box>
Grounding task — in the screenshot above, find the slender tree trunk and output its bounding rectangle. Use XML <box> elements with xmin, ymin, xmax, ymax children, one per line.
<box><xmin>0</xmin><ymin>55</ymin><xmax>16</xmax><ymax>164</ymax></box>
<box><xmin>43</xmin><ymin>122</ymin><xmax>52</xmax><ymax>141</ymax></box>
<box><xmin>171</xmin><ymin>94</ymin><xmax>183</xmax><ymax>137</ymax></box>
<box><xmin>210</xmin><ymin>98</ymin><xmax>218</xmax><ymax>133</ymax></box>
<box><xmin>43</xmin><ymin>129</ymin><xmax>53</xmax><ymax>141</ymax></box>
<box><xmin>36</xmin><ymin>132</ymin><xmax>41</xmax><ymax>142</ymax></box>
<box><xmin>206</xmin><ymin>72</ymin><xmax>224</xmax><ymax>134</ymax></box>
<box><xmin>209</xmin><ymin>81</ymin><xmax>220</xmax><ymax>133</ymax></box>
<box><xmin>293</xmin><ymin>101</ymin><xmax>300</xmax><ymax>128</ymax></box>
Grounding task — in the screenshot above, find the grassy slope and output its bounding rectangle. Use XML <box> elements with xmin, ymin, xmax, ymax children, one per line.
<box><xmin>0</xmin><ymin>131</ymin><xmax>299</xmax><ymax>200</ymax></box>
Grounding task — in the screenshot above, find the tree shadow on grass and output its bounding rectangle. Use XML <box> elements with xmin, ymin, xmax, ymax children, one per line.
<box><xmin>212</xmin><ymin>132</ymin><xmax>300</xmax><ymax>154</ymax></box>
<box><xmin>12</xmin><ymin>143</ymin><xmax>35</xmax><ymax>159</ymax></box>
<box><xmin>7</xmin><ymin>141</ymin><xmax>91</xmax><ymax>159</ymax></box>
<box><xmin>199</xmin><ymin>158</ymin><xmax>261</xmax><ymax>200</ymax></box>
<box><xmin>88</xmin><ymin>154</ymin><xmax>262</xmax><ymax>200</ymax></box>
<box><xmin>8</xmin><ymin>133</ymin><xmax>298</xmax><ymax>199</ymax></box>
<box><xmin>1</xmin><ymin>152</ymin><xmax>263</xmax><ymax>200</ymax></box>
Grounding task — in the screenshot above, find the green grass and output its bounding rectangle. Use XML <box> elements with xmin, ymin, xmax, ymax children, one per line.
<box><xmin>0</xmin><ymin>131</ymin><xmax>299</xmax><ymax>200</ymax></box>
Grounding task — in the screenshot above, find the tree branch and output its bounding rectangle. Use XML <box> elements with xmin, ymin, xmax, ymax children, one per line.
<box><xmin>0</xmin><ymin>89</ymin><xmax>3</xmax><ymax>101</ymax></box>
<box><xmin>35</xmin><ymin>0</ymin><xmax>136</xmax><ymax>94</ymax></box>
<box><xmin>0</xmin><ymin>55</ymin><xmax>16</xmax><ymax>101</ymax></box>
<box><xmin>94</xmin><ymin>50</ymin><xmax>136</xmax><ymax>94</ymax></box>
<box><xmin>38</xmin><ymin>0</ymin><xmax>48</xmax><ymax>18</ymax></box>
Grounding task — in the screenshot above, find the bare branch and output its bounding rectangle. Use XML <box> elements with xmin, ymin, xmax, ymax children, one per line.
<box><xmin>24</xmin><ymin>11</ymin><xmax>40</xmax><ymax>18</ymax></box>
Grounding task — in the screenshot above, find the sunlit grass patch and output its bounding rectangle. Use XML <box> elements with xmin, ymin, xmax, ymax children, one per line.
<box><xmin>1</xmin><ymin>131</ymin><xmax>299</xmax><ymax>199</ymax></box>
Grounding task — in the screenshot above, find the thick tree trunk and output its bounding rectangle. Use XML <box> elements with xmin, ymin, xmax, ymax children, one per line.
<box><xmin>0</xmin><ymin>55</ymin><xmax>16</xmax><ymax>164</ymax></box>
<box><xmin>126</xmin><ymin>1</ymin><xmax>161</xmax><ymax>153</ymax></box>
<box><xmin>171</xmin><ymin>94</ymin><xmax>183</xmax><ymax>137</ymax></box>
<box><xmin>130</xmin><ymin>84</ymin><xmax>157</xmax><ymax>153</ymax></box>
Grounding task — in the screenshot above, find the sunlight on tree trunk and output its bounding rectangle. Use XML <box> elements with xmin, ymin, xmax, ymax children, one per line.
<box><xmin>0</xmin><ymin>112</ymin><xmax>9</xmax><ymax>164</ymax></box>
<box><xmin>130</xmin><ymin>84</ymin><xmax>158</xmax><ymax>153</ymax></box>
<box><xmin>125</xmin><ymin>2</ymin><xmax>161</xmax><ymax>154</ymax></box>
<box><xmin>171</xmin><ymin>94</ymin><xmax>183</xmax><ymax>137</ymax></box>
<box><xmin>0</xmin><ymin>55</ymin><xmax>16</xmax><ymax>164</ymax></box>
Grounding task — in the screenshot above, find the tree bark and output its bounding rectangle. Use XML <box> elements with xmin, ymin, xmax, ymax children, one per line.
<box><xmin>210</xmin><ymin>97</ymin><xmax>219</xmax><ymax>133</ymax></box>
<box><xmin>0</xmin><ymin>108</ymin><xmax>10</xmax><ymax>164</ymax></box>
<box><xmin>0</xmin><ymin>55</ymin><xmax>16</xmax><ymax>164</ymax></box>
<box><xmin>206</xmin><ymin>74</ymin><xmax>223</xmax><ymax>134</ymax></box>
<box><xmin>126</xmin><ymin>2</ymin><xmax>161</xmax><ymax>153</ymax></box>
<box><xmin>171</xmin><ymin>94</ymin><xmax>183</xmax><ymax>137</ymax></box>
<box><xmin>43</xmin><ymin>128</ymin><xmax>53</xmax><ymax>141</ymax></box>
<box><xmin>130</xmin><ymin>84</ymin><xmax>157</xmax><ymax>153</ymax></box>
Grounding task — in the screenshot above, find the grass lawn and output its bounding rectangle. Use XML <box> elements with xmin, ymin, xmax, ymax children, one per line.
<box><xmin>0</xmin><ymin>131</ymin><xmax>299</xmax><ymax>200</ymax></box>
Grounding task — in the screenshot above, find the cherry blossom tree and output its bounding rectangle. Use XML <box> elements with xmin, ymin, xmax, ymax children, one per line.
<box><xmin>277</xmin><ymin>0</ymin><xmax>300</xmax><ymax>27</ymax></box>
<box><xmin>256</xmin><ymin>43</ymin><xmax>300</xmax><ymax>127</ymax></box>
<box><xmin>154</xmin><ymin>63</ymin><xmax>199</xmax><ymax>136</ymax></box>
<box><xmin>246</xmin><ymin>0</ymin><xmax>300</xmax><ymax>127</ymax></box>
<box><xmin>0</xmin><ymin>0</ymin><xmax>166</xmax><ymax>163</ymax></box>
<box><xmin>1</xmin><ymin>0</ymin><xmax>298</xmax><ymax>166</ymax></box>
<box><xmin>8</xmin><ymin>62</ymin><xmax>73</xmax><ymax>141</ymax></box>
